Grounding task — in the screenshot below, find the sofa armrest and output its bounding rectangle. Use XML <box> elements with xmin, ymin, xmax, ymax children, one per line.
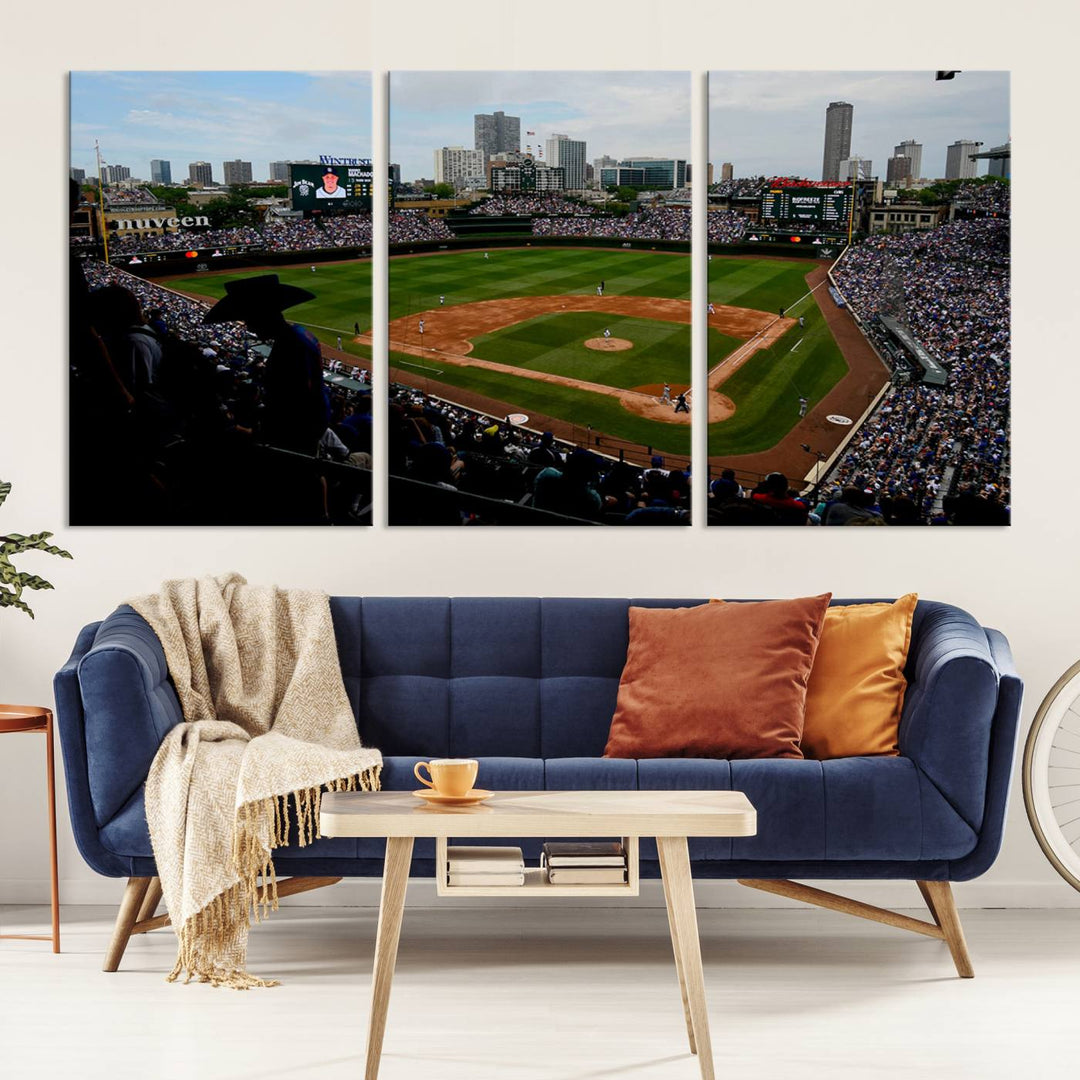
<box><xmin>899</xmin><ymin>602</ymin><xmax>1001</xmax><ymax>833</ymax></box>
<box><xmin>73</xmin><ymin>606</ymin><xmax>184</xmax><ymax>829</ymax></box>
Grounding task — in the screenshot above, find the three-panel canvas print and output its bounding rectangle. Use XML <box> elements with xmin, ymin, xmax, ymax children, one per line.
<box><xmin>68</xmin><ymin>70</ymin><xmax>1010</xmax><ymax>526</ymax></box>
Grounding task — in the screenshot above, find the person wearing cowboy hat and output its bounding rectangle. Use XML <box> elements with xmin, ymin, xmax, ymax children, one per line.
<box><xmin>206</xmin><ymin>275</ymin><xmax>328</xmax><ymax>454</ymax></box>
<box><xmin>317</xmin><ymin>166</ymin><xmax>347</xmax><ymax>199</ymax></box>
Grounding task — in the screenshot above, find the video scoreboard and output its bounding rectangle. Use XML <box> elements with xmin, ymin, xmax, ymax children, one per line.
<box><xmin>760</xmin><ymin>186</ymin><xmax>852</xmax><ymax>225</ymax></box>
<box><xmin>290</xmin><ymin>161</ymin><xmax>374</xmax><ymax>212</ymax></box>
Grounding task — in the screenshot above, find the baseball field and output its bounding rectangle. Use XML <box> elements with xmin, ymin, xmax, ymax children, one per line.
<box><xmin>167</xmin><ymin>247</ymin><xmax>864</xmax><ymax>465</ymax></box>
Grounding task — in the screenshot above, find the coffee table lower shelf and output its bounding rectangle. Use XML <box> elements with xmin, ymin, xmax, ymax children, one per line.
<box><xmin>435</xmin><ymin>835</ymin><xmax>640</xmax><ymax>897</ymax></box>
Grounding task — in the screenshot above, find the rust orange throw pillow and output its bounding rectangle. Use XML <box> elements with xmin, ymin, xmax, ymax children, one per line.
<box><xmin>800</xmin><ymin>594</ymin><xmax>918</xmax><ymax>758</ymax></box>
<box><xmin>603</xmin><ymin>595</ymin><xmax>832</xmax><ymax>760</ymax></box>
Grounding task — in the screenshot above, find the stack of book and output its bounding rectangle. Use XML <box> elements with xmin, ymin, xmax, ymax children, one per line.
<box><xmin>446</xmin><ymin>846</ymin><xmax>525</xmax><ymax>887</ymax></box>
<box><xmin>541</xmin><ymin>841</ymin><xmax>628</xmax><ymax>885</ymax></box>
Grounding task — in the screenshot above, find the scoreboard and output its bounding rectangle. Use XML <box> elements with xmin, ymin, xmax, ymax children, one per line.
<box><xmin>760</xmin><ymin>187</ymin><xmax>852</xmax><ymax>225</ymax></box>
<box><xmin>290</xmin><ymin>162</ymin><xmax>373</xmax><ymax>212</ymax></box>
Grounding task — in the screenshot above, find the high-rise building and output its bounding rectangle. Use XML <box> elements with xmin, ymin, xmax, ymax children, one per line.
<box><xmin>886</xmin><ymin>156</ymin><xmax>912</xmax><ymax>185</ymax></box>
<box><xmin>893</xmin><ymin>140</ymin><xmax>923</xmax><ymax>180</ymax></box>
<box><xmin>101</xmin><ymin>164</ymin><xmax>131</xmax><ymax>185</ymax></box>
<box><xmin>985</xmin><ymin>141</ymin><xmax>1011</xmax><ymax>179</ymax></box>
<box><xmin>946</xmin><ymin>140</ymin><xmax>983</xmax><ymax>180</ymax></box>
<box><xmin>610</xmin><ymin>157</ymin><xmax>687</xmax><ymax>190</ymax></box>
<box><xmin>269</xmin><ymin>161</ymin><xmax>291</xmax><ymax>182</ymax></box>
<box><xmin>546</xmin><ymin>134</ymin><xmax>587</xmax><ymax>190</ymax></box>
<box><xmin>838</xmin><ymin>156</ymin><xmax>873</xmax><ymax>181</ymax></box>
<box><xmin>474</xmin><ymin>111</ymin><xmax>521</xmax><ymax>159</ymax></box>
<box><xmin>390</xmin><ymin>163</ymin><xmax>402</xmax><ymax>189</ymax></box>
<box><xmin>721</xmin><ymin>162</ymin><xmax>734</xmax><ymax>182</ymax></box>
<box><xmin>223</xmin><ymin>159</ymin><xmax>253</xmax><ymax>185</ymax></box>
<box><xmin>150</xmin><ymin>159</ymin><xmax>172</xmax><ymax>184</ymax></box>
<box><xmin>433</xmin><ymin>146</ymin><xmax>486</xmax><ymax>190</ymax></box>
<box><xmin>188</xmin><ymin>161</ymin><xmax>214</xmax><ymax>186</ymax></box>
<box><xmin>70</xmin><ymin>167</ymin><xmax>86</xmax><ymax>184</ymax></box>
<box><xmin>822</xmin><ymin>101</ymin><xmax>853</xmax><ymax>182</ymax></box>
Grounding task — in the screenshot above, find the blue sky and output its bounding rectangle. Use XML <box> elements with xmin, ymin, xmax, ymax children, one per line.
<box><xmin>709</xmin><ymin>71</ymin><xmax>1010</xmax><ymax>181</ymax></box>
<box><xmin>70</xmin><ymin>71</ymin><xmax>372</xmax><ymax>183</ymax></box>
<box><xmin>391</xmin><ymin>72</ymin><xmax>691</xmax><ymax>182</ymax></box>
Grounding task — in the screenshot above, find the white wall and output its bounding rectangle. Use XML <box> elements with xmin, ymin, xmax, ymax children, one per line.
<box><xmin>1</xmin><ymin>2</ymin><xmax>1076</xmax><ymax>910</ymax></box>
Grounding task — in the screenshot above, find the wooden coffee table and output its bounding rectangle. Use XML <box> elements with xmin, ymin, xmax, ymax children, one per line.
<box><xmin>319</xmin><ymin>789</ymin><xmax>757</xmax><ymax>1080</ymax></box>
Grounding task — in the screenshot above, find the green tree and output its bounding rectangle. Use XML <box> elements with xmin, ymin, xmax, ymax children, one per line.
<box><xmin>431</xmin><ymin>183</ymin><xmax>455</xmax><ymax>199</ymax></box>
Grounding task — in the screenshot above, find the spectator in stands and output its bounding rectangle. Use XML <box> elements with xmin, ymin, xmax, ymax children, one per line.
<box><xmin>750</xmin><ymin>473</ymin><xmax>810</xmax><ymax>525</ymax></box>
<box><xmin>823</xmin><ymin>487</ymin><xmax>881</xmax><ymax>526</ymax></box>
<box><xmin>205</xmin><ymin>275</ymin><xmax>327</xmax><ymax>455</ymax></box>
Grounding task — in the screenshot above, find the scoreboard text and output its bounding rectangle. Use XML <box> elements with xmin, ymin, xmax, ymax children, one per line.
<box><xmin>760</xmin><ymin>187</ymin><xmax>852</xmax><ymax>225</ymax></box>
<box><xmin>290</xmin><ymin>162</ymin><xmax>373</xmax><ymax>212</ymax></box>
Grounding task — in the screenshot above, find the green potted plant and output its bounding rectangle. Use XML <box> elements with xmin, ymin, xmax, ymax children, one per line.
<box><xmin>0</xmin><ymin>480</ymin><xmax>72</xmax><ymax>618</ymax></box>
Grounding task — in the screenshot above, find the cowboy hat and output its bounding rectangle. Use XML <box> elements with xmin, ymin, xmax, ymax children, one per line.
<box><xmin>204</xmin><ymin>274</ymin><xmax>315</xmax><ymax>324</ymax></box>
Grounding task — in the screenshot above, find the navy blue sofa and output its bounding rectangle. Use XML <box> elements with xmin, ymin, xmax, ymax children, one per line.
<box><xmin>54</xmin><ymin>597</ymin><xmax>1023</xmax><ymax>974</ymax></box>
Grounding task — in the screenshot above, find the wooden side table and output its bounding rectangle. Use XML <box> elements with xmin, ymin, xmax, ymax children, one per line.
<box><xmin>0</xmin><ymin>705</ymin><xmax>60</xmax><ymax>952</ymax></box>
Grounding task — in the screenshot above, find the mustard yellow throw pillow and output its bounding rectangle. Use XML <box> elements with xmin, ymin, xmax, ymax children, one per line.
<box><xmin>711</xmin><ymin>594</ymin><xmax>918</xmax><ymax>758</ymax></box>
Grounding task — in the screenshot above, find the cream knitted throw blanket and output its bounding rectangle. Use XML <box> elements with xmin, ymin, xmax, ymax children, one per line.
<box><xmin>129</xmin><ymin>574</ymin><xmax>382</xmax><ymax>988</ymax></box>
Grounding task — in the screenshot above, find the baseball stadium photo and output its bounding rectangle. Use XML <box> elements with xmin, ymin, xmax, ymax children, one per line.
<box><xmin>388</xmin><ymin>71</ymin><xmax>693</xmax><ymax>525</ymax></box>
<box><xmin>69</xmin><ymin>71</ymin><xmax>375</xmax><ymax>525</ymax></box>
<box><xmin>705</xmin><ymin>70</ymin><xmax>1010</xmax><ymax>526</ymax></box>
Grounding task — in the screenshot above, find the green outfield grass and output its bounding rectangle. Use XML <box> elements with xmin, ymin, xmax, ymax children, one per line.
<box><xmin>708</xmin><ymin>296</ymin><xmax>847</xmax><ymax>456</ymax></box>
<box><xmin>167</xmin><ymin>262</ymin><xmax>373</xmax><ymax>361</ymax></box>
<box><xmin>469</xmin><ymin>312</ymin><xmax>690</xmax><ymax>390</ymax></box>
<box><xmin>390</xmin><ymin>247</ymin><xmax>690</xmax><ymax>319</ymax></box>
<box><xmin>391</xmin><ymin>350</ymin><xmax>690</xmax><ymax>456</ymax></box>
<box><xmin>707</xmin><ymin>256</ymin><xmax>815</xmax><ymax>316</ymax></box>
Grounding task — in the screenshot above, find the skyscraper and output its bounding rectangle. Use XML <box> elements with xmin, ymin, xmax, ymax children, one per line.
<box><xmin>70</xmin><ymin>167</ymin><xmax>85</xmax><ymax>184</ymax></box>
<box><xmin>838</xmin><ymin>156</ymin><xmax>873</xmax><ymax>181</ymax></box>
<box><xmin>269</xmin><ymin>161</ymin><xmax>291</xmax><ymax>182</ymax></box>
<box><xmin>150</xmin><ymin>159</ymin><xmax>172</xmax><ymax>185</ymax></box>
<box><xmin>188</xmin><ymin>161</ymin><xmax>214</xmax><ymax>186</ymax></box>
<box><xmin>433</xmin><ymin>146</ymin><xmax>486</xmax><ymax>190</ymax></box>
<box><xmin>546</xmin><ymin>134</ymin><xmax>587</xmax><ymax>190</ymax></box>
<box><xmin>474</xmin><ymin>111</ymin><xmax>521</xmax><ymax>159</ymax></box>
<box><xmin>946</xmin><ymin>140</ymin><xmax>983</xmax><ymax>180</ymax></box>
<box><xmin>886</xmin><ymin>156</ymin><xmax>912</xmax><ymax>185</ymax></box>
<box><xmin>101</xmin><ymin>164</ymin><xmax>130</xmax><ymax>184</ymax></box>
<box><xmin>721</xmin><ymin>162</ymin><xmax>734</xmax><ymax>182</ymax></box>
<box><xmin>893</xmin><ymin>140</ymin><xmax>923</xmax><ymax>181</ymax></box>
<box><xmin>822</xmin><ymin>101</ymin><xmax>853</xmax><ymax>182</ymax></box>
<box><xmin>223</xmin><ymin>159</ymin><xmax>253</xmax><ymax>185</ymax></box>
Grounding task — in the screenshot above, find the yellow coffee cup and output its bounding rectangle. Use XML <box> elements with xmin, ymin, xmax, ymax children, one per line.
<box><xmin>414</xmin><ymin>758</ymin><xmax>479</xmax><ymax>797</ymax></box>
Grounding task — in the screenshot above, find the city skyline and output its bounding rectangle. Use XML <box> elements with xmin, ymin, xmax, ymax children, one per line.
<box><xmin>709</xmin><ymin>71</ymin><xmax>1009</xmax><ymax>182</ymax></box>
<box><xmin>391</xmin><ymin>71</ymin><xmax>690</xmax><ymax>182</ymax></box>
<box><xmin>70</xmin><ymin>71</ymin><xmax>372</xmax><ymax>183</ymax></box>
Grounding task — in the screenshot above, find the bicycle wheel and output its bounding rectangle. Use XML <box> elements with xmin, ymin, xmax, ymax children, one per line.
<box><xmin>1023</xmin><ymin>659</ymin><xmax>1080</xmax><ymax>892</ymax></box>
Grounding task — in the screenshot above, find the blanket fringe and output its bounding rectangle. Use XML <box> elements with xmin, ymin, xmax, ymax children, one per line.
<box><xmin>172</xmin><ymin>764</ymin><xmax>381</xmax><ymax>987</ymax></box>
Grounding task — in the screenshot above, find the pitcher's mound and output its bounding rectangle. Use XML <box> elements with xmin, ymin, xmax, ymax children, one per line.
<box><xmin>585</xmin><ymin>337</ymin><xmax>633</xmax><ymax>352</ymax></box>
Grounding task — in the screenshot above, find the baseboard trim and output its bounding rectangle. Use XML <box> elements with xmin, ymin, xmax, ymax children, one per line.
<box><xmin>3</xmin><ymin>877</ymin><xmax>1079</xmax><ymax>909</ymax></box>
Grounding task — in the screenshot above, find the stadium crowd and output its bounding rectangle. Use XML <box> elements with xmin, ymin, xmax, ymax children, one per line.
<box><xmin>468</xmin><ymin>194</ymin><xmax>586</xmax><ymax>216</ymax></box>
<box><xmin>532</xmin><ymin>206</ymin><xmax>692</xmax><ymax>241</ymax></box>
<box><xmin>822</xmin><ymin>216</ymin><xmax>1011</xmax><ymax>523</ymax></box>
<box><xmin>389</xmin><ymin>209</ymin><xmax>454</xmax><ymax>243</ymax></box>
<box><xmin>707</xmin><ymin>208</ymin><xmax>749</xmax><ymax>244</ymax></box>
<box><xmin>103</xmin><ymin>187</ymin><xmax>162</xmax><ymax>207</ymax></box>
<box><xmin>708</xmin><ymin>176</ymin><xmax>769</xmax><ymax>199</ymax></box>
<box><xmin>389</xmin><ymin>384</ymin><xmax>690</xmax><ymax>525</ymax></box>
<box><xmin>70</xmin><ymin>258</ymin><xmax>371</xmax><ymax>525</ymax></box>
<box><xmin>109</xmin><ymin>225</ymin><xmax>263</xmax><ymax>254</ymax></box>
<box><xmin>951</xmin><ymin>179</ymin><xmax>1011</xmax><ymax>216</ymax></box>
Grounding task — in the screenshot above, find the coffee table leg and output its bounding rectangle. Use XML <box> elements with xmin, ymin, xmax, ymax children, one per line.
<box><xmin>657</xmin><ymin>837</ymin><xmax>713</xmax><ymax>1080</ymax></box>
<box><xmin>657</xmin><ymin>841</ymin><xmax>697</xmax><ymax>1055</ymax></box>
<box><xmin>366</xmin><ymin>836</ymin><xmax>414</xmax><ymax>1080</ymax></box>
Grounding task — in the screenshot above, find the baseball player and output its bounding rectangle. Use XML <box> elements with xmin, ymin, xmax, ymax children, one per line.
<box><xmin>336</xmin><ymin>335</ymin><xmax>343</xmax><ymax>350</ymax></box>
<box><xmin>418</xmin><ymin>318</ymin><xmax>425</xmax><ymax>336</ymax></box>
<box><xmin>483</xmin><ymin>252</ymin><xmax>489</xmax><ymax>260</ymax></box>
<box><xmin>660</xmin><ymin>383</ymin><xmax>672</xmax><ymax>405</ymax></box>
<box><xmin>707</xmin><ymin>302</ymin><xmax>716</xmax><ymax>315</ymax></box>
<box><xmin>439</xmin><ymin>295</ymin><xmax>446</xmax><ymax>306</ymax></box>
<box><xmin>674</xmin><ymin>393</ymin><xmax>689</xmax><ymax>414</ymax></box>
<box><xmin>799</xmin><ymin>396</ymin><xmax>808</xmax><ymax>417</ymax></box>
<box><xmin>799</xmin><ymin>315</ymin><xmax>805</xmax><ymax>328</ymax></box>
<box><xmin>603</xmin><ymin>328</ymin><xmax>611</xmax><ymax>339</ymax></box>
<box><xmin>311</xmin><ymin>265</ymin><xmax>316</xmax><ymax>273</ymax></box>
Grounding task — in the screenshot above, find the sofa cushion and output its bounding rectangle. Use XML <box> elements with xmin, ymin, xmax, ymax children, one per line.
<box><xmin>604</xmin><ymin>596</ymin><xmax>831</xmax><ymax>760</ymax></box>
<box><xmin>801</xmin><ymin>594</ymin><xmax>918</xmax><ymax>759</ymax></box>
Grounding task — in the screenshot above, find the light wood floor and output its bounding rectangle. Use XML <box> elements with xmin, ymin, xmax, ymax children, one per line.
<box><xmin>1</xmin><ymin>903</ymin><xmax>1077</xmax><ymax>1079</ymax></box>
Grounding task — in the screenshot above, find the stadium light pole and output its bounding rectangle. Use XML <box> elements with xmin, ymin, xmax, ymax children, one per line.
<box><xmin>95</xmin><ymin>140</ymin><xmax>111</xmax><ymax>266</ymax></box>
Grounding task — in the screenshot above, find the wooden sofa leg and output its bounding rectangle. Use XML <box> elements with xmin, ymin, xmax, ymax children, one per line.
<box><xmin>917</xmin><ymin>881</ymin><xmax>974</xmax><ymax>978</ymax></box>
<box><xmin>136</xmin><ymin>877</ymin><xmax>163</xmax><ymax>924</ymax></box>
<box><xmin>103</xmin><ymin>877</ymin><xmax>151</xmax><ymax>972</ymax></box>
